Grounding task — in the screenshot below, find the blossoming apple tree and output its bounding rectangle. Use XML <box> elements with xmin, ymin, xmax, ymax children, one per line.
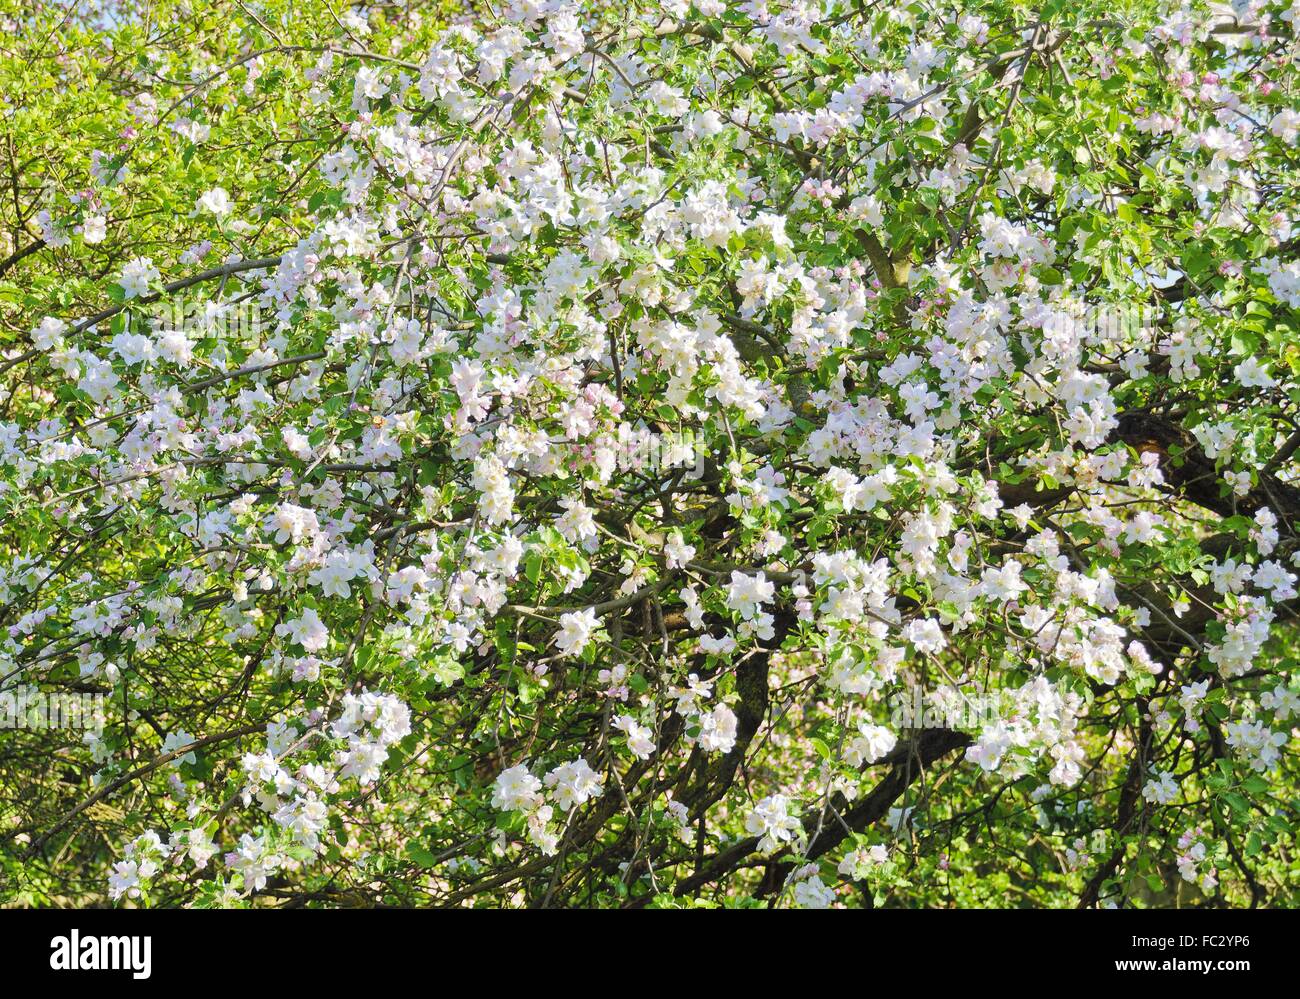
<box><xmin>1</xmin><ymin>0</ymin><xmax>1298</xmax><ymax>907</ymax></box>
